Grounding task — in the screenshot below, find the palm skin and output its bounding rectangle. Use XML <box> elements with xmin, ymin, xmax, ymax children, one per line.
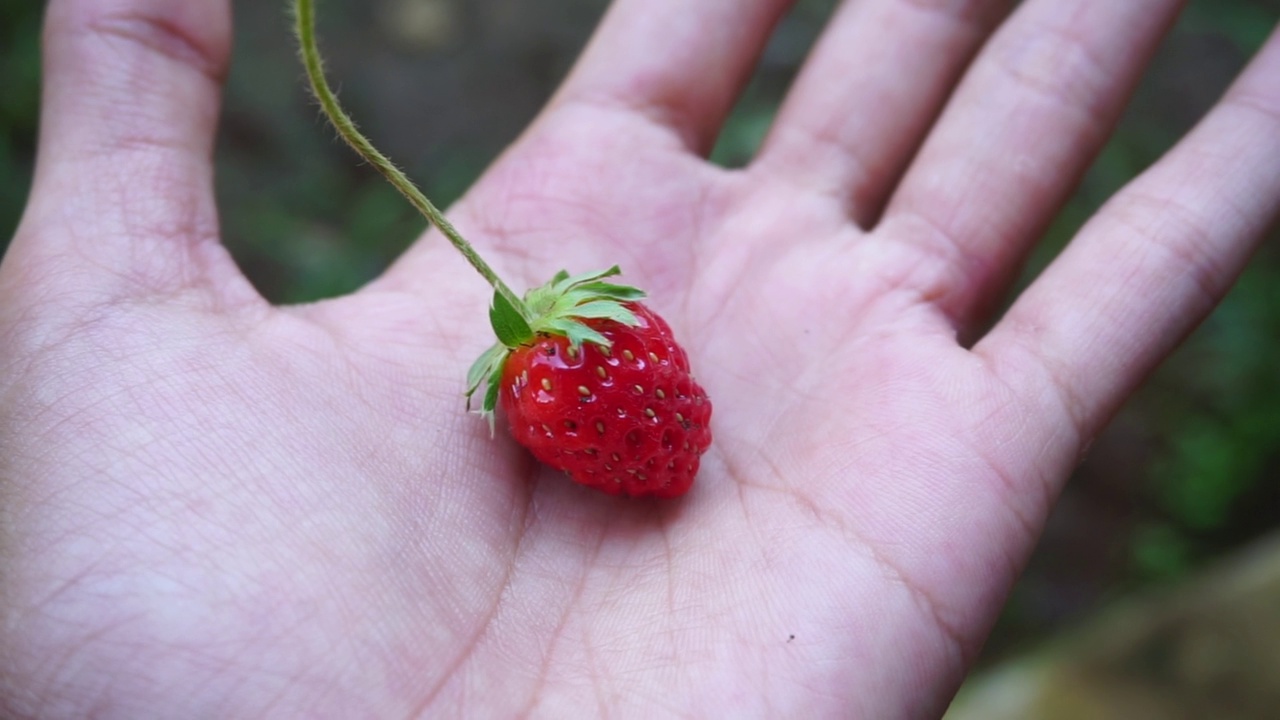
<box><xmin>3</xmin><ymin>0</ymin><xmax>1279</xmax><ymax>718</ymax></box>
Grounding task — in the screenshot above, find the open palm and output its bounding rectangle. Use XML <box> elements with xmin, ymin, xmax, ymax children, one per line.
<box><xmin>4</xmin><ymin>0</ymin><xmax>1279</xmax><ymax>717</ymax></box>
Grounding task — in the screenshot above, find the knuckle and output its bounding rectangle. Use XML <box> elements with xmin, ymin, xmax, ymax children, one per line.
<box><xmin>79</xmin><ymin>11</ymin><xmax>228</xmax><ymax>84</ymax></box>
<box><xmin>990</xmin><ymin>22</ymin><xmax>1111</xmax><ymax>119</ymax></box>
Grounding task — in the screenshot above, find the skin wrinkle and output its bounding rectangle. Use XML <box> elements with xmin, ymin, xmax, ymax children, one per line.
<box><xmin>109</xmin><ymin>189</ymin><xmax>214</xmax><ymax>262</ymax></box>
<box><xmin>558</xmin><ymin>92</ymin><xmax>705</xmax><ymax>157</ymax></box>
<box><xmin>34</xmin><ymin>609</ymin><xmax>147</xmax><ymax>714</ymax></box>
<box><xmin>973</xmin><ymin>334</ymin><xmax>1088</xmax><ymax>457</ymax></box>
<box><xmin>82</xmin><ymin>12</ymin><xmax>230</xmax><ymax>85</ymax></box>
<box><xmin>731</xmin><ymin>543</ymin><xmax>796</xmax><ymax>716</ymax></box>
<box><xmin>462</xmin><ymin>218</ymin><xmax>542</xmax><ymax>292</ymax></box>
<box><xmin>961</xmin><ymin>398</ymin><xmax>1047</xmax><ymax>547</ymax></box>
<box><xmin>33</xmin><ymin>340</ymin><xmax>255</xmax><ymax>455</ymax></box>
<box><xmin>26</xmin><ymin>376</ymin><xmax>172</xmax><ymax>474</ymax></box>
<box><xmin>939</xmin><ymin>457</ymin><xmax>1035</xmax><ymax>665</ymax></box>
<box><xmin>1031</xmin><ymin>317</ymin><xmax>1123</xmax><ymax>437</ymax></box>
<box><xmin>63</xmin><ymin>228</ymin><xmax>227</xmax><ymax>315</ymax></box>
<box><xmin>611</xmin><ymin>192</ymin><xmax>713</xmax><ymax>298</ymax></box>
<box><xmin>770</xmin><ymin>289</ymin><xmax>890</xmax><ymax>408</ymax></box>
<box><xmin>987</xmin><ymin>17</ymin><xmax>1115</xmax><ymax>123</ymax></box>
<box><xmin>764</xmin><ymin>470</ymin><xmax>972</xmax><ymax>682</ymax></box>
<box><xmin>674</xmin><ymin>179</ymin><xmax>718</xmax><ymax>343</ymax></box>
<box><xmin>882</xmin><ymin>210</ymin><xmax>998</xmax><ymax>328</ymax></box>
<box><xmin>32</xmin><ymin>45</ymin><xmax>230</xmax><ymax>302</ymax></box>
<box><xmin>720</xmin><ymin>440</ymin><xmax>889</xmax><ymax>614</ymax></box>
<box><xmin>1175</xmin><ymin>144</ymin><xmax>1261</xmax><ymax>231</ymax></box>
<box><xmin>721</xmin><ymin>454</ymin><xmax>975</xmax><ymax>713</ymax></box>
<box><xmin>76</xmin><ymin>130</ymin><xmax>212</xmax><ymax>163</ymax></box>
<box><xmin>19</xmin><ymin>479</ymin><xmax>144</xmax><ymax>559</ymax></box>
<box><xmin>108</xmin><ymin>214</ymin><xmax>222</xmax><ymax>299</ymax></box>
<box><xmin>404</xmin><ymin>488</ymin><xmax>531</xmax><ymax>719</ymax></box>
<box><xmin>111</xmin><ymin>276</ymin><xmax>262</xmax><ymax>330</ymax></box>
<box><xmin>25</xmin><ymin>556</ymin><xmax>116</xmax><ymax>631</ymax></box>
<box><xmin>581</xmin><ymin>530</ymin><xmax>696</xmax><ymax>707</ymax></box>
<box><xmin>754</xmin><ymin>444</ymin><xmax>797</xmax><ymax>502</ymax></box>
<box><xmin>579</xmin><ymin>614</ymin><xmax>610</xmax><ymax>719</ymax></box>
<box><xmin>0</xmin><ymin>285</ymin><xmax>169</xmax><ymax>377</ymax></box>
<box><xmin>1108</xmin><ymin>191</ymin><xmax>1235</xmax><ymax>307</ymax></box>
<box><xmin>1228</xmin><ymin>89</ymin><xmax>1280</xmax><ymax>127</ymax></box>
<box><xmin>21</xmin><ymin>320</ymin><xmax>404</xmax><ymax>717</ymax></box>
<box><xmin>759</xmin><ymin>126</ymin><xmax>875</xmax><ymax>222</ymax></box>
<box><xmin>681</xmin><ymin>245</ymin><xmax>751</xmax><ymax>354</ymax></box>
<box><xmin>160</xmin><ymin>640</ymin><xmax>253</xmax><ymax>706</ymax></box>
<box><xmin>285</xmin><ymin>316</ymin><xmax>426</xmax><ymax>420</ymax></box>
<box><xmin>521</xmin><ymin>527</ymin><xmax>605</xmax><ymax>718</ymax></box>
<box><xmin>253</xmin><ymin>675</ymin><xmax>306</xmax><ymax>720</ymax></box>
<box><xmin>657</xmin><ymin>520</ymin><xmax>678</xmax><ymax>701</ymax></box>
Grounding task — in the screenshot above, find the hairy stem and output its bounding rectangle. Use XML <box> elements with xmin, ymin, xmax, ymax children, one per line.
<box><xmin>293</xmin><ymin>0</ymin><xmax>527</xmax><ymax>317</ymax></box>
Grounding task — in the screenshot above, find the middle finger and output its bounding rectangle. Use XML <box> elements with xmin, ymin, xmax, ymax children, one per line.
<box><xmin>755</xmin><ymin>0</ymin><xmax>1011</xmax><ymax>225</ymax></box>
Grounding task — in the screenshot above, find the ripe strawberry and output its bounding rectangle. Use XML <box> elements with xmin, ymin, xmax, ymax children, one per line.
<box><xmin>295</xmin><ymin>1</ymin><xmax>711</xmax><ymax>498</ymax></box>
<box><xmin>499</xmin><ymin>303</ymin><xmax>711</xmax><ymax>498</ymax></box>
<box><xmin>467</xmin><ymin>269</ymin><xmax>712</xmax><ymax>498</ymax></box>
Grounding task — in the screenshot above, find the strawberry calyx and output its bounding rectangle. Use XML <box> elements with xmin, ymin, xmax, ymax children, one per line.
<box><xmin>465</xmin><ymin>265</ymin><xmax>646</xmax><ymax>429</ymax></box>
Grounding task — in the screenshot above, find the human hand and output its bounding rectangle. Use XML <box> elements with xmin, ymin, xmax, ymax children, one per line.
<box><xmin>3</xmin><ymin>0</ymin><xmax>1278</xmax><ymax>717</ymax></box>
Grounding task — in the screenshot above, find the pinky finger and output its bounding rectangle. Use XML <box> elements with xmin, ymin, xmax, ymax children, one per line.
<box><xmin>978</xmin><ymin>24</ymin><xmax>1280</xmax><ymax>443</ymax></box>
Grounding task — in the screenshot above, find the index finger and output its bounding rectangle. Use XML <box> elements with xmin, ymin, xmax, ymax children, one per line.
<box><xmin>7</xmin><ymin>0</ymin><xmax>245</xmax><ymax>304</ymax></box>
<box><xmin>548</xmin><ymin>0</ymin><xmax>795</xmax><ymax>154</ymax></box>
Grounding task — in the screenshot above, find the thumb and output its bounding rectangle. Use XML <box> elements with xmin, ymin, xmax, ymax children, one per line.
<box><xmin>10</xmin><ymin>0</ymin><xmax>250</xmax><ymax>304</ymax></box>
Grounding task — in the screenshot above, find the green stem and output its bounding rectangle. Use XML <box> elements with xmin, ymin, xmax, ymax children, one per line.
<box><xmin>293</xmin><ymin>0</ymin><xmax>527</xmax><ymax>317</ymax></box>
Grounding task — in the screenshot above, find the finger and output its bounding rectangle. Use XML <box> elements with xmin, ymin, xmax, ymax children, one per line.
<box><xmin>978</xmin><ymin>25</ymin><xmax>1280</xmax><ymax>447</ymax></box>
<box><xmin>879</xmin><ymin>0</ymin><xmax>1184</xmax><ymax>328</ymax></box>
<box><xmin>756</xmin><ymin>0</ymin><xmax>1010</xmax><ymax>224</ymax></box>
<box><xmin>547</xmin><ymin>0</ymin><xmax>796</xmax><ymax>154</ymax></box>
<box><xmin>13</xmin><ymin>0</ymin><xmax>237</xmax><ymax>298</ymax></box>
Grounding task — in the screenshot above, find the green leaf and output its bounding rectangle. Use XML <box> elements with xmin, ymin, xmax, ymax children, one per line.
<box><xmin>568</xmin><ymin>301</ymin><xmax>638</xmax><ymax>325</ymax></box>
<box><xmin>550</xmin><ymin>269</ymin><xmax>570</xmax><ymax>285</ymax></box>
<box><xmin>574</xmin><ymin>282</ymin><xmax>646</xmax><ymax>301</ymax></box>
<box><xmin>553</xmin><ymin>265</ymin><xmax>622</xmax><ymax>293</ymax></box>
<box><xmin>544</xmin><ymin>318</ymin><xmax>610</xmax><ymax>348</ymax></box>
<box><xmin>489</xmin><ymin>290</ymin><xmax>533</xmax><ymax>348</ymax></box>
<box><xmin>482</xmin><ymin>365</ymin><xmax>503</xmax><ymax>434</ymax></box>
<box><xmin>466</xmin><ymin>343</ymin><xmax>508</xmax><ymax>400</ymax></box>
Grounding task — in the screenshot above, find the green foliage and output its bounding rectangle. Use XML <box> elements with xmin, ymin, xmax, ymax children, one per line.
<box><xmin>1147</xmin><ymin>264</ymin><xmax>1280</xmax><ymax>536</ymax></box>
<box><xmin>0</xmin><ymin>0</ymin><xmax>41</xmax><ymax>249</ymax></box>
<box><xmin>489</xmin><ymin>289</ymin><xmax>534</xmax><ymax>347</ymax></box>
<box><xmin>1131</xmin><ymin>523</ymin><xmax>1198</xmax><ymax>582</ymax></box>
<box><xmin>1185</xmin><ymin>0</ymin><xmax>1277</xmax><ymax>49</ymax></box>
<box><xmin>710</xmin><ymin>99</ymin><xmax>776</xmax><ymax>169</ymax></box>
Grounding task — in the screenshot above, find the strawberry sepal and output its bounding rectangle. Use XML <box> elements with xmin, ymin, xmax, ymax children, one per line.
<box><xmin>466</xmin><ymin>266</ymin><xmax>648</xmax><ymax>428</ymax></box>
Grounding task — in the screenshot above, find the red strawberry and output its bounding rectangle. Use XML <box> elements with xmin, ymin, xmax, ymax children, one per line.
<box><xmin>467</xmin><ymin>268</ymin><xmax>712</xmax><ymax>498</ymax></box>
<box><xmin>498</xmin><ymin>303</ymin><xmax>711</xmax><ymax>498</ymax></box>
<box><xmin>294</xmin><ymin>4</ymin><xmax>711</xmax><ymax>498</ymax></box>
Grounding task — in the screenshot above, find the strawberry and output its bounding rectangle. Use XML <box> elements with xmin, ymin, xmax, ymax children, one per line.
<box><xmin>295</xmin><ymin>0</ymin><xmax>711</xmax><ymax>497</ymax></box>
<box><xmin>466</xmin><ymin>269</ymin><xmax>712</xmax><ymax>498</ymax></box>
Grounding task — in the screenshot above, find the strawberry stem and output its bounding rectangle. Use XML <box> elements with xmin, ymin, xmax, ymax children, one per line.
<box><xmin>293</xmin><ymin>0</ymin><xmax>527</xmax><ymax>319</ymax></box>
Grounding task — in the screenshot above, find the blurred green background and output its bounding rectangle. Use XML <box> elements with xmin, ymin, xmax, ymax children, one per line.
<box><xmin>2</xmin><ymin>0</ymin><xmax>1279</xmax><ymax>710</ymax></box>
